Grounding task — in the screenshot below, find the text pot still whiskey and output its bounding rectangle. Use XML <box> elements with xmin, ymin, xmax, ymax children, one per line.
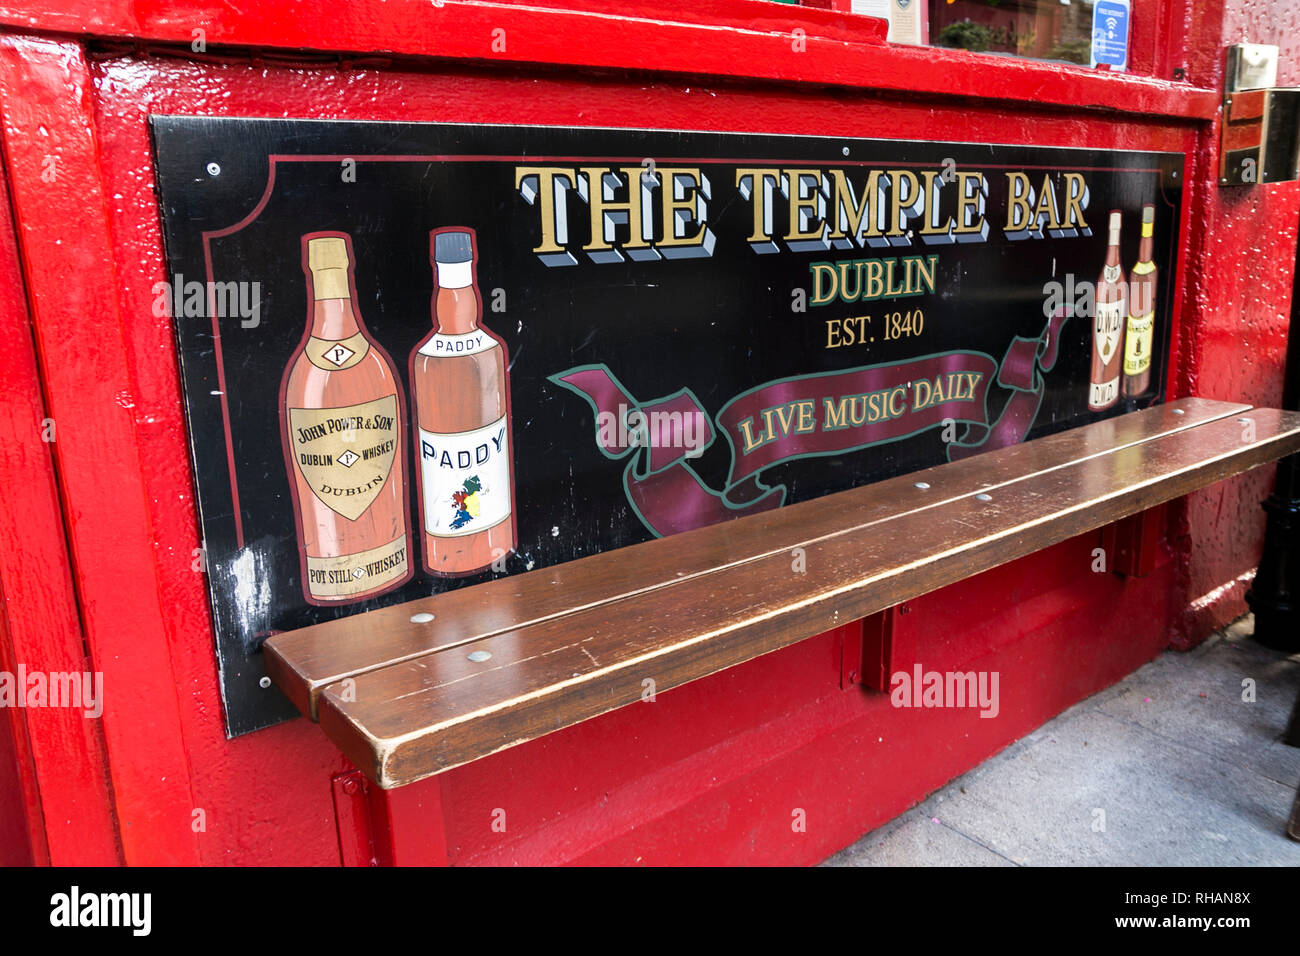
<box><xmin>1089</xmin><ymin>209</ymin><xmax>1127</xmax><ymax>411</ymax></box>
<box><xmin>411</xmin><ymin>228</ymin><xmax>517</xmax><ymax>576</ymax></box>
<box><xmin>1123</xmin><ymin>204</ymin><xmax>1157</xmax><ymax>399</ymax></box>
<box><xmin>281</xmin><ymin>232</ymin><xmax>412</xmax><ymax>604</ymax></box>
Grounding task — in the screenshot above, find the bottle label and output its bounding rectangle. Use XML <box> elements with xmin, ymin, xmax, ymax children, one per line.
<box><xmin>1103</xmin><ymin>263</ymin><xmax>1122</xmax><ymax>284</ymax></box>
<box><xmin>305</xmin><ymin>333</ymin><xmax>370</xmax><ymax>371</ymax></box>
<box><xmin>1094</xmin><ymin>299</ymin><xmax>1124</xmax><ymax>365</ymax></box>
<box><xmin>288</xmin><ymin>395</ymin><xmax>399</xmax><ymax>521</ymax></box>
<box><xmin>418</xmin><ymin>416</ymin><xmax>512</xmax><ymax>538</ymax></box>
<box><xmin>1090</xmin><ymin>377</ymin><xmax>1119</xmax><ymax>408</ymax></box>
<box><xmin>417</xmin><ymin>329</ymin><xmax>500</xmax><ymax>358</ymax></box>
<box><xmin>1123</xmin><ymin>313</ymin><xmax>1154</xmax><ymax>376</ymax></box>
<box><xmin>305</xmin><ymin>533</ymin><xmax>409</xmax><ymax>599</ymax></box>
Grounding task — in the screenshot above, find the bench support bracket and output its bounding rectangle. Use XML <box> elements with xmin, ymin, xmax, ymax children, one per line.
<box><xmin>847</xmin><ymin>604</ymin><xmax>918</xmax><ymax>692</ymax></box>
<box><xmin>332</xmin><ymin>770</ymin><xmax>450</xmax><ymax>867</ymax></box>
<box><xmin>1100</xmin><ymin>505</ymin><xmax>1166</xmax><ymax>578</ymax></box>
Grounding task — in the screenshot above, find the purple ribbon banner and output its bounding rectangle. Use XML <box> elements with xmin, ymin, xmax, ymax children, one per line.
<box><xmin>550</xmin><ymin>308</ymin><xmax>1070</xmax><ymax>538</ymax></box>
<box><xmin>946</xmin><ymin>306</ymin><xmax>1071</xmax><ymax>461</ymax></box>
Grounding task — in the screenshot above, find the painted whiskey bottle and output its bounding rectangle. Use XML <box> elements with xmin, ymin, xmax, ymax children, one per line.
<box><xmin>411</xmin><ymin>228</ymin><xmax>516</xmax><ymax>576</ymax></box>
<box><xmin>1089</xmin><ymin>210</ymin><xmax>1127</xmax><ymax>411</ymax></box>
<box><xmin>1122</xmin><ymin>204</ymin><xmax>1157</xmax><ymax>399</ymax></box>
<box><xmin>281</xmin><ymin>232</ymin><xmax>411</xmax><ymax>604</ymax></box>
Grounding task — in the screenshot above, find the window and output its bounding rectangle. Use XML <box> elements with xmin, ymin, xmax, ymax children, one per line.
<box><xmin>930</xmin><ymin>0</ymin><xmax>1098</xmax><ymax>65</ymax></box>
<box><xmin>841</xmin><ymin>0</ymin><xmax>1124</xmax><ymax>69</ymax></box>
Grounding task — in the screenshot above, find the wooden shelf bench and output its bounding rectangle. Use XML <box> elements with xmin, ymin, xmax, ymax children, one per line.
<box><xmin>265</xmin><ymin>397</ymin><xmax>1300</xmax><ymax>789</ymax></box>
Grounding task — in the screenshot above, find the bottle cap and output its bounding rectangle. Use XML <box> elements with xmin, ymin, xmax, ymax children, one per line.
<box><xmin>1142</xmin><ymin>205</ymin><xmax>1155</xmax><ymax>224</ymax></box>
<box><xmin>1108</xmin><ymin>210</ymin><xmax>1122</xmax><ymax>241</ymax></box>
<box><xmin>433</xmin><ymin>229</ymin><xmax>475</xmax><ymax>264</ymax></box>
<box><xmin>305</xmin><ymin>235</ymin><xmax>351</xmax><ymax>300</ymax></box>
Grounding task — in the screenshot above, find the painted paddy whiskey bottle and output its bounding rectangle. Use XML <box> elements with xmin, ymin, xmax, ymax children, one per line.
<box><xmin>281</xmin><ymin>232</ymin><xmax>411</xmax><ymax>603</ymax></box>
<box><xmin>412</xmin><ymin>229</ymin><xmax>516</xmax><ymax>576</ymax></box>
<box><xmin>1123</xmin><ymin>205</ymin><xmax>1157</xmax><ymax>398</ymax></box>
<box><xmin>1089</xmin><ymin>210</ymin><xmax>1127</xmax><ymax>411</ymax></box>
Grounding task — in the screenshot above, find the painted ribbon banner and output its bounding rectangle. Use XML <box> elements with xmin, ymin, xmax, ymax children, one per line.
<box><xmin>553</xmin><ymin>350</ymin><xmax>1000</xmax><ymax>536</ymax></box>
<box><xmin>553</xmin><ymin>304</ymin><xmax>1070</xmax><ymax>538</ymax></box>
<box><xmin>151</xmin><ymin>118</ymin><xmax>1182</xmax><ymax>734</ymax></box>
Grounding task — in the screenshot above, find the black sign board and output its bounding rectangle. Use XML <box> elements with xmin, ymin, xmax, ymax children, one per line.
<box><xmin>150</xmin><ymin>118</ymin><xmax>1183</xmax><ymax>735</ymax></box>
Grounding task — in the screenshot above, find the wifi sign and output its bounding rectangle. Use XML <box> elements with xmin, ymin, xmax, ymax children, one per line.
<box><xmin>1091</xmin><ymin>0</ymin><xmax>1130</xmax><ymax>70</ymax></box>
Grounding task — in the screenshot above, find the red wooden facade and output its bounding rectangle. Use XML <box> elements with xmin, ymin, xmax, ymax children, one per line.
<box><xmin>0</xmin><ymin>0</ymin><xmax>1294</xmax><ymax>866</ymax></box>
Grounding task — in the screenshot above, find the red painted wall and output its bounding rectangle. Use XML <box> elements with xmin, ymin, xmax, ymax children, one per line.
<box><xmin>76</xmin><ymin>49</ymin><xmax>1191</xmax><ymax>866</ymax></box>
<box><xmin>1170</xmin><ymin>1</ymin><xmax>1300</xmax><ymax>647</ymax></box>
<box><xmin>0</xmin><ymin>0</ymin><xmax>1289</xmax><ymax>865</ymax></box>
<box><xmin>0</xmin><ymin>640</ymin><xmax>34</xmax><ymax>866</ymax></box>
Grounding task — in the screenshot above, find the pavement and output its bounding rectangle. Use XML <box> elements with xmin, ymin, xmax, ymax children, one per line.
<box><xmin>823</xmin><ymin>615</ymin><xmax>1300</xmax><ymax>866</ymax></box>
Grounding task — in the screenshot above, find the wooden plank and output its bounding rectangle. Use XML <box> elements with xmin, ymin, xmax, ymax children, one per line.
<box><xmin>315</xmin><ymin>406</ymin><xmax>1300</xmax><ymax>788</ymax></box>
<box><xmin>267</xmin><ymin>397</ymin><xmax>1248</xmax><ymax>717</ymax></box>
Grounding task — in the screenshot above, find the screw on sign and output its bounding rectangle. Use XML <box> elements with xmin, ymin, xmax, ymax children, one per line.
<box><xmin>1090</xmin><ymin>0</ymin><xmax>1130</xmax><ymax>71</ymax></box>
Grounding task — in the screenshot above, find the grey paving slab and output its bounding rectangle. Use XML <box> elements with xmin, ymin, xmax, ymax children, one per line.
<box><xmin>822</xmin><ymin>806</ymin><xmax>1015</xmax><ymax>867</ymax></box>
<box><xmin>1242</xmin><ymin>737</ymin><xmax>1300</xmax><ymax>789</ymax></box>
<box><xmin>1092</xmin><ymin>632</ymin><xmax>1298</xmax><ymax>771</ymax></box>
<box><xmin>824</xmin><ymin>615</ymin><xmax>1300</xmax><ymax>866</ymax></box>
<box><xmin>937</xmin><ymin>709</ymin><xmax>1299</xmax><ymax>865</ymax></box>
